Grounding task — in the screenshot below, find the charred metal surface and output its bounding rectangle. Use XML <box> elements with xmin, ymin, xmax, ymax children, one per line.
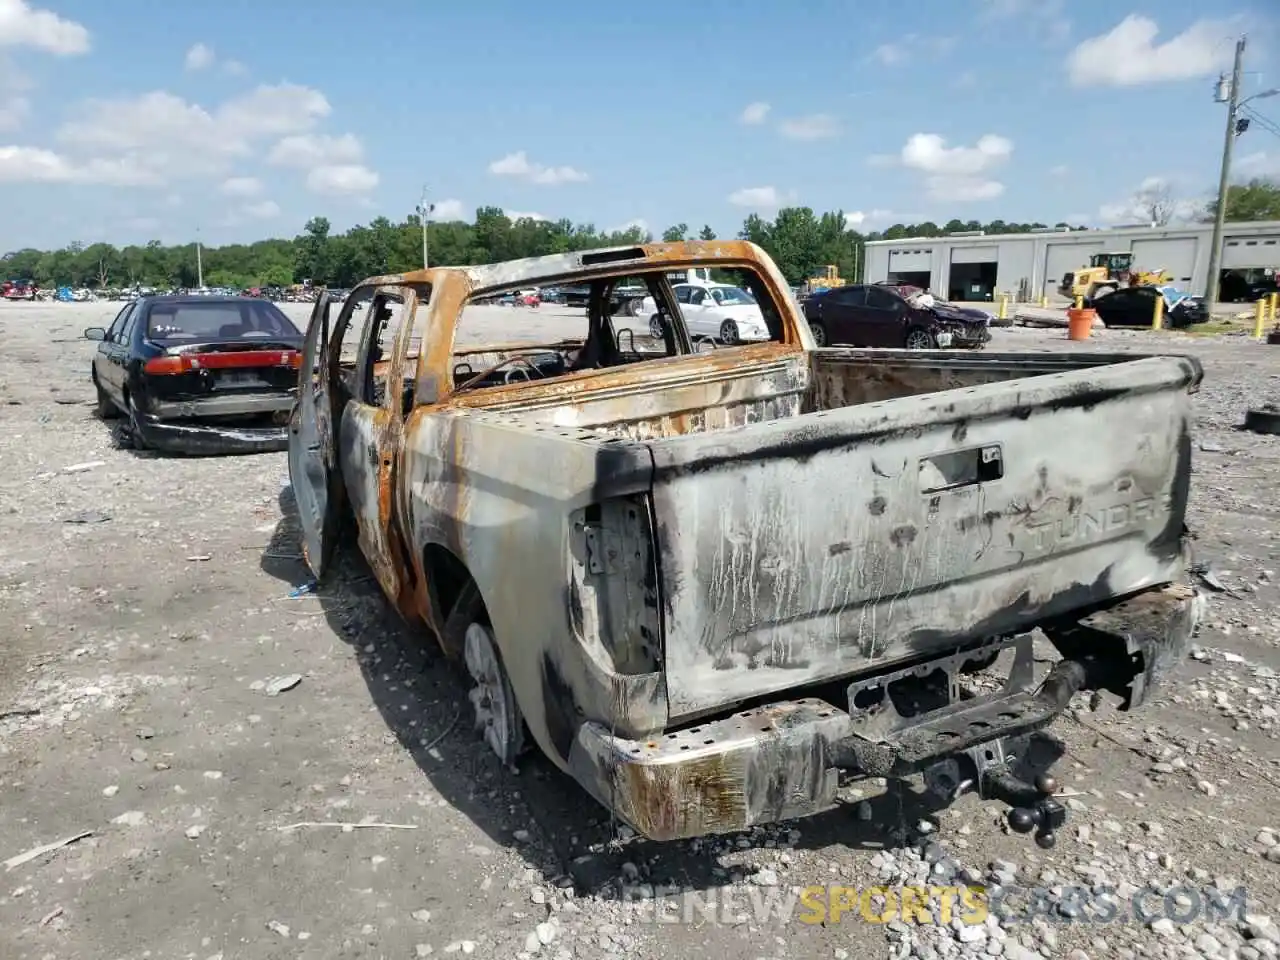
<box><xmin>650</xmin><ymin>352</ymin><xmax>1201</xmax><ymax>719</ymax></box>
<box><xmin>1043</xmin><ymin>581</ymin><xmax>1206</xmax><ymax>710</ymax></box>
<box><xmin>566</xmin><ymin>699</ymin><xmax>848</xmax><ymax>840</ymax></box>
<box><xmin>287</xmin><ymin>240</ymin><xmax>1205</xmax><ymax>840</ymax></box>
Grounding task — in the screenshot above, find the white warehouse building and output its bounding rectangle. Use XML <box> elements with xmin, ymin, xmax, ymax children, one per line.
<box><xmin>862</xmin><ymin>220</ymin><xmax>1280</xmax><ymax>303</ymax></box>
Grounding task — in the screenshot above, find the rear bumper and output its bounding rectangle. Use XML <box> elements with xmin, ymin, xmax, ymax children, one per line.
<box><xmin>567</xmin><ymin>582</ymin><xmax>1203</xmax><ymax>841</ymax></box>
<box><xmin>136</xmin><ymin>392</ymin><xmax>292</xmax><ymax>454</ymax></box>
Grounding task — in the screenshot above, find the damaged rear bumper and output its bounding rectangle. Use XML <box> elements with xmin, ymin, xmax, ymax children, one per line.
<box><xmin>567</xmin><ymin>582</ymin><xmax>1203</xmax><ymax>841</ymax></box>
<box><xmin>135</xmin><ymin>393</ymin><xmax>292</xmax><ymax>455</ymax></box>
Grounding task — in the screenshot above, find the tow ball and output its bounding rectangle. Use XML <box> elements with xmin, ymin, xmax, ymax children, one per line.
<box><xmin>984</xmin><ymin>770</ymin><xmax>1068</xmax><ymax>849</ymax></box>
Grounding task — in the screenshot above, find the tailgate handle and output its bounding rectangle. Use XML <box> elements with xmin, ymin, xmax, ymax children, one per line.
<box><xmin>919</xmin><ymin>444</ymin><xmax>1003</xmax><ymax>494</ymax></box>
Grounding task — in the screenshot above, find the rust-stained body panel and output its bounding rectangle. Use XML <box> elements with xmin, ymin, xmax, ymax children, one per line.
<box><xmin>289</xmin><ymin>241</ymin><xmax>1204</xmax><ymax>842</ymax></box>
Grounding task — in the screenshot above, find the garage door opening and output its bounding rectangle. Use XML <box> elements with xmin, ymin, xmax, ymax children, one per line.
<box><xmin>888</xmin><ymin>270</ymin><xmax>932</xmax><ymax>289</ymax></box>
<box><xmin>949</xmin><ymin>262</ymin><xmax>997</xmax><ymax>301</ymax></box>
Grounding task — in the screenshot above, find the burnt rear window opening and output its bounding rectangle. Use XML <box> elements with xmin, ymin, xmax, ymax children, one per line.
<box><xmin>146</xmin><ymin>301</ymin><xmax>300</xmax><ymax>340</ymax></box>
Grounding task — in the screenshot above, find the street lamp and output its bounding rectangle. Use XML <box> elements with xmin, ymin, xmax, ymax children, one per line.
<box><xmin>416</xmin><ymin>186</ymin><xmax>434</xmax><ymax>269</ymax></box>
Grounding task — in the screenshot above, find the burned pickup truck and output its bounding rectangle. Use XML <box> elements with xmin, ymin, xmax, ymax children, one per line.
<box><xmin>289</xmin><ymin>240</ymin><xmax>1204</xmax><ymax>847</ymax></box>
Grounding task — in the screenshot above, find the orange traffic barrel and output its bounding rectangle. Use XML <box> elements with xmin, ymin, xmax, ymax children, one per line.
<box><xmin>1067</xmin><ymin>307</ymin><xmax>1096</xmax><ymax>341</ymax></box>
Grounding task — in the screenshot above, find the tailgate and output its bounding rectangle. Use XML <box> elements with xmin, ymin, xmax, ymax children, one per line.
<box><xmin>646</xmin><ymin>355</ymin><xmax>1200</xmax><ymax>720</ymax></box>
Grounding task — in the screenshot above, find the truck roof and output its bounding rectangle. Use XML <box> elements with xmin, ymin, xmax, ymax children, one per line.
<box><xmin>350</xmin><ymin>240</ymin><xmax>781</xmax><ymax>300</ymax></box>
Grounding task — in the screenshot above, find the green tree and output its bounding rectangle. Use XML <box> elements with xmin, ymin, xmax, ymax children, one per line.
<box><xmin>661</xmin><ymin>223</ymin><xmax>688</xmax><ymax>242</ymax></box>
<box><xmin>1206</xmin><ymin>178</ymin><xmax>1280</xmax><ymax>222</ymax></box>
<box><xmin>698</xmin><ymin>225</ymin><xmax>716</xmax><ymax>241</ymax></box>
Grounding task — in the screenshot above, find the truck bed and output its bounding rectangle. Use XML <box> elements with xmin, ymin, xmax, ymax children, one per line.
<box><xmin>455</xmin><ymin>347</ymin><xmax>1201</xmax><ymax>721</ymax></box>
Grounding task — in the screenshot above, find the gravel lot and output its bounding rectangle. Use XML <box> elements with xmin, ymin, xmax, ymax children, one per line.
<box><xmin>2</xmin><ymin>300</ymin><xmax>1279</xmax><ymax>960</ymax></box>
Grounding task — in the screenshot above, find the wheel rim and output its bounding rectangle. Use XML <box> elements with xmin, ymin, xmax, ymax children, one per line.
<box><xmin>464</xmin><ymin>622</ymin><xmax>519</xmax><ymax>763</ymax></box>
<box><xmin>809</xmin><ymin>323</ymin><xmax>826</xmax><ymax>346</ymax></box>
<box><xmin>906</xmin><ymin>329</ymin><xmax>931</xmax><ymax>349</ymax></box>
<box><xmin>629</xmin><ymin>298</ymin><xmax>644</xmax><ymax>318</ymax></box>
<box><xmin>720</xmin><ymin>321</ymin><xmax>737</xmax><ymax>343</ymax></box>
<box><xmin>649</xmin><ymin>316</ymin><xmax>664</xmax><ymax>339</ymax></box>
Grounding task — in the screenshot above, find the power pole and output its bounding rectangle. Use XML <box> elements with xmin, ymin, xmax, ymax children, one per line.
<box><xmin>1205</xmin><ymin>35</ymin><xmax>1246</xmax><ymax>318</ymax></box>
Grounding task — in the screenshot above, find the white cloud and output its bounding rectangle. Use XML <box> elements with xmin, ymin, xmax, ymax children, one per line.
<box><xmin>0</xmin><ymin>145</ymin><xmax>158</xmax><ymax>185</ymax></box>
<box><xmin>184</xmin><ymin>42</ymin><xmax>215</xmax><ymax>71</ymax></box>
<box><xmin>488</xmin><ymin>150</ymin><xmax>588</xmax><ymax>185</ymax></box>
<box><xmin>221</xmin><ymin>176</ymin><xmax>263</xmax><ymax>197</ymax></box>
<box><xmin>608</xmin><ymin>218</ymin><xmax>648</xmax><ymax>235</ymax></box>
<box><xmin>306</xmin><ymin>164</ymin><xmax>378</xmax><ymax>195</ymax></box>
<box><xmin>1067</xmin><ymin>16</ymin><xmax>1232</xmax><ymax>87</ymax></box>
<box><xmin>29</xmin><ymin>83</ymin><xmax>338</xmax><ymax>187</ymax></box>
<box><xmin>1237</xmin><ymin>151</ymin><xmax>1280</xmax><ymax>178</ymax></box>
<box><xmin>981</xmin><ymin>0</ymin><xmax>1071</xmax><ymax>43</ymax></box>
<box><xmin>0</xmin><ymin>59</ymin><xmax>28</xmax><ymax>130</ymax></box>
<box><xmin>243</xmin><ymin>199</ymin><xmax>279</xmax><ymax>219</ymax></box>
<box><xmin>844</xmin><ymin>209</ymin><xmax>898</xmax><ymax>229</ymax></box>
<box><xmin>728</xmin><ymin>186</ymin><xmax>782</xmax><ymax>208</ymax></box>
<box><xmin>886</xmin><ymin>132</ymin><xmax>1013</xmax><ymax>203</ymax></box>
<box><xmin>506</xmin><ymin>209</ymin><xmax>549</xmax><ymax>222</ymax></box>
<box><xmin>778</xmin><ymin>114</ymin><xmax>840</xmax><ymax>141</ymax></box>
<box><xmin>267</xmin><ymin>132</ymin><xmax>363</xmax><ymax>168</ymax></box>
<box><xmin>214</xmin><ymin>83</ymin><xmax>330</xmax><ymax>139</ymax></box>
<box><xmin>926</xmin><ymin>176</ymin><xmax>1005</xmax><ymax>201</ymax></box>
<box><xmin>900</xmin><ymin>133</ymin><xmax>1013</xmax><ymax>175</ymax></box>
<box><xmin>740</xmin><ymin>101</ymin><xmax>770</xmax><ymax>125</ymax></box>
<box><xmin>0</xmin><ymin>0</ymin><xmax>90</xmax><ymax>55</ymax></box>
<box><xmin>1097</xmin><ymin>176</ymin><xmax>1200</xmax><ymax>224</ymax></box>
<box><xmin>223</xmin><ymin>60</ymin><xmax>247</xmax><ymax>77</ymax></box>
<box><xmin>430</xmin><ymin>198</ymin><xmax>466</xmax><ymax>220</ymax></box>
<box><xmin>873</xmin><ymin>44</ymin><xmax>904</xmax><ymax>65</ymax></box>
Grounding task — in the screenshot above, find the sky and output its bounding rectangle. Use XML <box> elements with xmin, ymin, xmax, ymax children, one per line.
<box><xmin>0</xmin><ymin>0</ymin><xmax>1277</xmax><ymax>252</ymax></box>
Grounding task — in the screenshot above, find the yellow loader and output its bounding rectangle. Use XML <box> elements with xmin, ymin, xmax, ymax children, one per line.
<box><xmin>1058</xmin><ymin>252</ymin><xmax>1171</xmax><ymax>300</ymax></box>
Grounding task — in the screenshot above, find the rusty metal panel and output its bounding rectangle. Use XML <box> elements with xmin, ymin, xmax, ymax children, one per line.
<box><xmin>647</xmin><ymin>354</ymin><xmax>1200</xmax><ymax>719</ymax></box>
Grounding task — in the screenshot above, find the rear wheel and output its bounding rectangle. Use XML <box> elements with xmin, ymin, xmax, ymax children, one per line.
<box><xmin>93</xmin><ymin>377</ymin><xmax>118</xmax><ymax>419</ymax></box>
<box><xmin>719</xmin><ymin>320</ymin><xmax>740</xmax><ymax>345</ymax></box>
<box><xmin>115</xmin><ymin>392</ymin><xmax>148</xmax><ymax>450</ymax></box>
<box><xmin>808</xmin><ymin>321</ymin><xmax>827</xmax><ymax>346</ymax></box>
<box><xmin>904</xmin><ymin>327</ymin><xmax>935</xmax><ymax>349</ymax></box>
<box><xmin>649</xmin><ymin>314</ymin><xmax>665</xmax><ymax>339</ymax></box>
<box><xmin>463</xmin><ymin>621</ymin><xmax>526</xmax><ymax>766</ymax></box>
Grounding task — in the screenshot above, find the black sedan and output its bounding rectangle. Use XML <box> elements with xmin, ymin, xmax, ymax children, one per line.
<box><xmin>85</xmin><ymin>295</ymin><xmax>304</xmax><ymax>454</ymax></box>
<box><xmin>1087</xmin><ymin>286</ymin><xmax>1209</xmax><ymax>329</ymax></box>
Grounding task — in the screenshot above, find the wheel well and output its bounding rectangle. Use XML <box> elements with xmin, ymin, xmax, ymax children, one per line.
<box><xmin>423</xmin><ymin>543</ymin><xmax>469</xmax><ymax>620</ymax></box>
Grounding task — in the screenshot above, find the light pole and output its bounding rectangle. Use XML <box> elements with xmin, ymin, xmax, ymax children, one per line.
<box><xmin>1203</xmin><ymin>37</ymin><xmax>1279</xmax><ymax>316</ymax></box>
<box><xmin>417</xmin><ymin>186</ymin><xmax>434</xmax><ymax>269</ymax></box>
<box><xmin>195</xmin><ymin>226</ymin><xmax>204</xmax><ymax>289</ymax></box>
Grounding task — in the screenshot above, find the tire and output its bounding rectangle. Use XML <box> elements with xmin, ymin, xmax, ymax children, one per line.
<box><xmin>94</xmin><ymin>377</ymin><xmax>118</xmax><ymax>419</ymax></box>
<box><xmin>116</xmin><ymin>392</ymin><xmax>148</xmax><ymax>450</ymax></box>
<box><xmin>719</xmin><ymin>320</ymin><xmax>740</xmax><ymax>345</ymax></box>
<box><xmin>808</xmin><ymin>321</ymin><xmax>827</xmax><ymax>347</ymax></box>
<box><xmin>904</xmin><ymin>327</ymin><xmax>936</xmax><ymax>350</ymax></box>
<box><xmin>649</xmin><ymin>314</ymin><xmax>665</xmax><ymax>339</ymax></box>
<box><xmin>463</xmin><ymin>621</ymin><xmax>527</xmax><ymax>766</ymax></box>
<box><xmin>628</xmin><ymin>298</ymin><xmax>645</xmax><ymax>318</ymax></box>
<box><xmin>1244</xmin><ymin>407</ymin><xmax>1280</xmax><ymax>435</ymax></box>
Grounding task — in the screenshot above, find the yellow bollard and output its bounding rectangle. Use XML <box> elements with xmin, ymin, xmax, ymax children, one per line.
<box><xmin>1074</xmin><ymin>295</ymin><xmax>1084</xmax><ymax>310</ymax></box>
<box><xmin>998</xmin><ymin>294</ymin><xmax>1008</xmax><ymax>321</ymax></box>
<box><xmin>1255</xmin><ymin>299</ymin><xmax>1267</xmax><ymax>339</ymax></box>
<box><xmin>1039</xmin><ymin>294</ymin><xmax>1048</xmax><ymax>308</ymax></box>
<box><xmin>1152</xmin><ymin>294</ymin><xmax>1164</xmax><ymax>331</ymax></box>
<box><xmin>1270</xmin><ymin>291</ymin><xmax>1279</xmax><ymax>324</ymax></box>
